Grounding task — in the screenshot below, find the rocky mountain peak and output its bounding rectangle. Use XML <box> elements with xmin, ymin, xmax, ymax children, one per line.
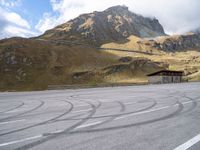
<box><xmin>104</xmin><ymin>5</ymin><xmax>129</xmax><ymax>13</ymax></box>
<box><xmin>40</xmin><ymin>5</ymin><xmax>166</xmax><ymax>45</ymax></box>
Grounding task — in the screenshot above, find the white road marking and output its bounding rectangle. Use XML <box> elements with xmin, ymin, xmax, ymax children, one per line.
<box><xmin>174</xmin><ymin>133</ymin><xmax>200</xmax><ymax>150</ymax></box>
<box><xmin>182</xmin><ymin>101</ymin><xmax>192</xmax><ymax>105</ymax></box>
<box><xmin>76</xmin><ymin>104</ymin><xmax>89</xmax><ymax>107</ymax></box>
<box><xmin>124</xmin><ymin>102</ymin><xmax>138</xmax><ymax>105</ymax></box>
<box><xmin>0</xmin><ymin>135</ymin><xmax>43</xmax><ymax>147</ymax></box>
<box><xmin>50</xmin><ymin>130</ymin><xmax>64</xmax><ymax>134</ymax></box>
<box><xmin>76</xmin><ymin>121</ymin><xmax>102</xmax><ymax>129</ymax></box>
<box><xmin>115</xmin><ymin>100</ymin><xmax>193</xmax><ymax>120</ymax></box>
<box><xmin>72</xmin><ymin>109</ymin><xmax>92</xmax><ymax>113</ymax></box>
<box><xmin>0</xmin><ymin>119</ymin><xmax>25</xmax><ymax>125</ymax></box>
<box><xmin>114</xmin><ymin>106</ymin><xmax>170</xmax><ymax>120</ymax></box>
<box><xmin>5</xmin><ymin>110</ymin><xmax>24</xmax><ymax>114</ymax></box>
<box><xmin>99</xmin><ymin>100</ymin><xmax>114</xmax><ymax>103</ymax></box>
<box><xmin>100</xmin><ymin>100</ymin><xmax>137</xmax><ymax>104</ymax></box>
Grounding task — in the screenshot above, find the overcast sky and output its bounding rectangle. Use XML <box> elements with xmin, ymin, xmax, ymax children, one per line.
<box><xmin>0</xmin><ymin>0</ymin><xmax>199</xmax><ymax>39</ymax></box>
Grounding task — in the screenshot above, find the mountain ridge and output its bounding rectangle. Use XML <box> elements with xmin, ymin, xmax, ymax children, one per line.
<box><xmin>40</xmin><ymin>5</ymin><xmax>166</xmax><ymax>45</ymax></box>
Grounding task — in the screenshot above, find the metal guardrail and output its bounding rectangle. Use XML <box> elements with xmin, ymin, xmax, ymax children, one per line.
<box><xmin>47</xmin><ymin>82</ymin><xmax>148</xmax><ymax>90</ymax></box>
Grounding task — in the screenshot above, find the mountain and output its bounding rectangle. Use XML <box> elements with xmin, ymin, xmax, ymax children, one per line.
<box><xmin>40</xmin><ymin>5</ymin><xmax>166</xmax><ymax>45</ymax></box>
<box><xmin>0</xmin><ymin>5</ymin><xmax>200</xmax><ymax>91</ymax></box>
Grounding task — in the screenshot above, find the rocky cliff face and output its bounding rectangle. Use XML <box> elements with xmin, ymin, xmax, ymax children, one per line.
<box><xmin>40</xmin><ymin>5</ymin><xmax>166</xmax><ymax>45</ymax></box>
<box><xmin>195</xmin><ymin>28</ymin><xmax>200</xmax><ymax>34</ymax></box>
<box><xmin>139</xmin><ymin>33</ymin><xmax>200</xmax><ymax>51</ymax></box>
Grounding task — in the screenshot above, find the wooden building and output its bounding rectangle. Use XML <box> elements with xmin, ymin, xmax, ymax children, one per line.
<box><xmin>147</xmin><ymin>70</ymin><xmax>183</xmax><ymax>84</ymax></box>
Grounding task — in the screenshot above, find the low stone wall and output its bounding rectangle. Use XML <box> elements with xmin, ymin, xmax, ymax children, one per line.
<box><xmin>47</xmin><ymin>82</ymin><xmax>147</xmax><ymax>90</ymax></box>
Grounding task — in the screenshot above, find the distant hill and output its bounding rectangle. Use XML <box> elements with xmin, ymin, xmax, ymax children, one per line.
<box><xmin>40</xmin><ymin>5</ymin><xmax>166</xmax><ymax>45</ymax></box>
<box><xmin>140</xmin><ymin>33</ymin><xmax>200</xmax><ymax>51</ymax></box>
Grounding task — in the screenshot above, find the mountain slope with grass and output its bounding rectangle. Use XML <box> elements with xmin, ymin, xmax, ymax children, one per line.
<box><xmin>1</xmin><ymin>5</ymin><xmax>200</xmax><ymax>91</ymax></box>
<box><xmin>0</xmin><ymin>37</ymin><xmax>164</xmax><ymax>91</ymax></box>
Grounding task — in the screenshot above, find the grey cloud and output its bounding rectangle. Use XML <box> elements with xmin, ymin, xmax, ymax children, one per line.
<box><xmin>130</xmin><ymin>0</ymin><xmax>200</xmax><ymax>34</ymax></box>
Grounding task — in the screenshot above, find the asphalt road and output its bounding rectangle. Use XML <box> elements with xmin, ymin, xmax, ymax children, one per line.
<box><xmin>0</xmin><ymin>82</ymin><xmax>200</xmax><ymax>150</ymax></box>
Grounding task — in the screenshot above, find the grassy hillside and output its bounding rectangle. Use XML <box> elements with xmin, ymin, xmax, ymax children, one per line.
<box><xmin>0</xmin><ymin>38</ymin><xmax>164</xmax><ymax>91</ymax></box>
<box><xmin>101</xmin><ymin>35</ymin><xmax>200</xmax><ymax>81</ymax></box>
<box><xmin>0</xmin><ymin>38</ymin><xmax>115</xmax><ymax>91</ymax></box>
<box><xmin>1</xmin><ymin>33</ymin><xmax>199</xmax><ymax>91</ymax></box>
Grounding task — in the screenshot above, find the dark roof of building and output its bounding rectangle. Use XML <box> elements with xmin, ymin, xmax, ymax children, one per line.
<box><xmin>147</xmin><ymin>70</ymin><xmax>184</xmax><ymax>76</ymax></box>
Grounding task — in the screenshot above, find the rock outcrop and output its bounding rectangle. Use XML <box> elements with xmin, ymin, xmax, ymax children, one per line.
<box><xmin>139</xmin><ymin>33</ymin><xmax>200</xmax><ymax>51</ymax></box>
<box><xmin>40</xmin><ymin>5</ymin><xmax>166</xmax><ymax>45</ymax></box>
<box><xmin>194</xmin><ymin>28</ymin><xmax>200</xmax><ymax>35</ymax></box>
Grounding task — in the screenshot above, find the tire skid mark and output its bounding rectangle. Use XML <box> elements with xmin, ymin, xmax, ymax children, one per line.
<box><xmin>171</xmin><ymin>91</ymin><xmax>199</xmax><ymax>114</ymax></box>
<box><xmin>71</xmin><ymin>92</ymin><xmax>175</xmax><ymax>108</ymax></box>
<box><xmin>14</xmin><ymin>96</ymin><xmax>101</xmax><ymax>150</ymax></box>
<box><xmin>180</xmin><ymin>93</ymin><xmax>200</xmax><ymax>114</ymax></box>
<box><xmin>0</xmin><ymin>100</ymin><xmax>44</xmax><ymax>122</ymax></box>
<box><xmin>75</xmin><ymin>101</ymin><xmax>126</xmax><ymax>130</ymax></box>
<box><xmin>54</xmin><ymin>114</ymin><xmax>86</xmax><ymax>123</ymax></box>
<box><xmin>8</xmin><ymin>90</ymin><xmax>200</xmax><ymax>149</ymax></box>
<box><xmin>0</xmin><ymin>102</ymin><xmax>24</xmax><ymax>114</ymax></box>
<box><xmin>27</xmin><ymin>91</ymin><xmax>190</xmax><ymax>148</ymax></box>
<box><xmin>69</xmin><ymin>101</ymin><xmax>184</xmax><ymax>134</ymax></box>
<box><xmin>0</xmin><ymin>100</ymin><xmax>73</xmax><ymax>137</ymax></box>
<box><xmin>51</xmin><ymin>96</ymin><xmax>102</xmax><ymax>124</ymax></box>
<box><xmin>58</xmin><ymin>100</ymin><xmax>157</xmax><ymax>120</ymax></box>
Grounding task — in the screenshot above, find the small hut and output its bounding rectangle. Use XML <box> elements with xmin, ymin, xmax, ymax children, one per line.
<box><xmin>147</xmin><ymin>70</ymin><xmax>183</xmax><ymax>84</ymax></box>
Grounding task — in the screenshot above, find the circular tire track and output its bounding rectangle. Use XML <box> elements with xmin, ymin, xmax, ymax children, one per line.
<box><xmin>59</xmin><ymin>99</ymin><xmax>157</xmax><ymax>120</ymax></box>
<box><xmin>0</xmin><ymin>102</ymin><xmax>24</xmax><ymax>114</ymax></box>
<box><xmin>14</xmin><ymin>96</ymin><xmax>101</xmax><ymax>150</ymax></box>
<box><xmin>69</xmin><ymin>101</ymin><xmax>184</xmax><ymax>134</ymax></box>
<box><xmin>0</xmin><ymin>100</ymin><xmax>73</xmax><ymax>136</ymax></box>
<box><xmin>76</xmin><ymin>101</ymin><xmax>126</xmax><ymax>130</ymax></box>
<box><xmin>9</xmin><ymin>91</ymin><xmax>197</xmax><ymax>150</ymax></box>
<box><xmin>180</xmin><ymin>93</ymin><xmax>200</xmax><ymax>114</ymax></box>
<box><xmin>0</xmin><ymin>100</ymin><xmax>44</xmax><ymax>122</ymax></box>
